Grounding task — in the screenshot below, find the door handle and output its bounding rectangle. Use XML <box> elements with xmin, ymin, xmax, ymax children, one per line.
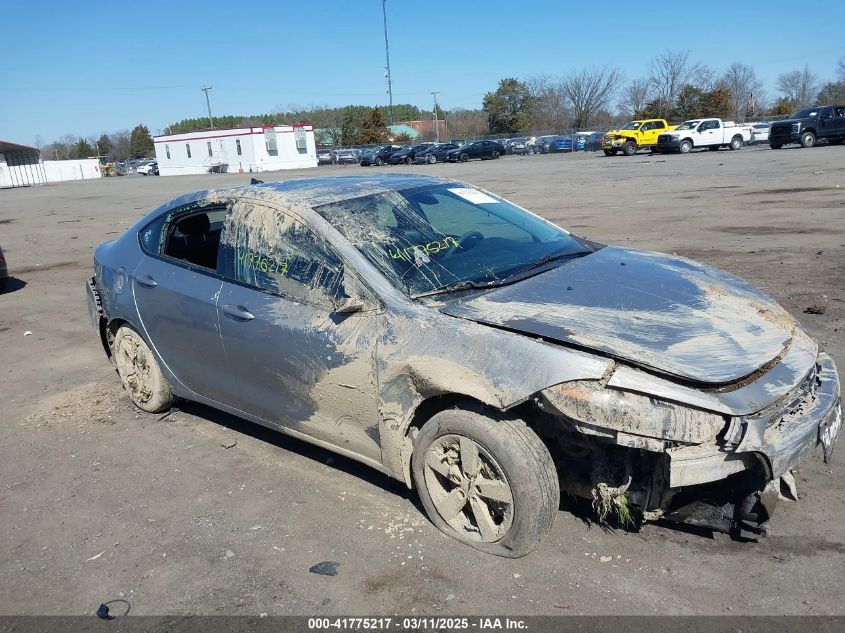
<box><xmin>137</xmin><ymin>274</ymin><xmax>158</xmax><ymax>288</ymax></box>
<box><xmin>222</xmin><ymin>304</ymin><xmax>255</xmax><ymax>321</ymax></box>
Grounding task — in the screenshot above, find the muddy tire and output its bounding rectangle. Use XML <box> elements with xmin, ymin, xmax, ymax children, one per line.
<box><xmin>412</xmin><ymin>408</ymin><xmax>559</xmax><ymax>558</ymax></box>
<box><xmin>800</xmin><ymin>131</ymin><xmax>815</xmax><ymax>148</ymax></box>
<box><xmin>729</xmin><ymin>135</ymin><xmax>743</xmax><ymax>150</ymax></box>
<box><xmin>113</xmin><ymin>325</ymin><xmax>175</xmax><ymax>413</ymax></box>
<box><xmin>622</xmin><ymin>141</ymin><xmax>637</xmax><ymax>156</ymax></box>
<box><xmin>679</xmin><ymin>139</ymin><xmax>693</xmax><ymax>154</ymax></box>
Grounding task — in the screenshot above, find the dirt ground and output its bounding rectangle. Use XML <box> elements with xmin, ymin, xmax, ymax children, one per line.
<box><xmin>1</xmin><ymin>145</ymin><xmax>843</xmax><ymax>616</ymax></box>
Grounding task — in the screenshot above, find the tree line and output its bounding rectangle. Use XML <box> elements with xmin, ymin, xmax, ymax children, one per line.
<box><xmin>31</xmin><ymin>53</ymin><xmax>845</xmax><ymax>154</ymax></box>
<box><xmin>481</xmin><ymin>51</ymin><xmax>845</xmax><ymax>134</ymax></box>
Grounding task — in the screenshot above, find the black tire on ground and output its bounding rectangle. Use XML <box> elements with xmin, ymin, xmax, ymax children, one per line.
<box><xmin>770</xmin><ymin>144</ymin><xmax>782</xmax><ymax>149</ymax></box>
<box><xmin>406</xmin><ymin>157</ymin><xmax>413</xmax><ymax>164</ymax></box>
<box><xmin>729</xmin><ymin>135</ymin><xmax>743</xmax><ymax>150</ymax></box>
<box><xmin>679</xmin><ymin>139</ymin><xmax>693</xmax><ymax>154</ymax></box>
<box><xmin>622</xmin><ymin>141</ymin><xmax>637</xmax><ymax>156</ymax></box>
<box><xmin>603</xmin><ymin>149</ymin><xmax>616</xmax><ymax>156</ymax></box>
<box><xmin>800</xmin><ymin>131</ymin><xmax>816</xmax><ymax>148</ymax></box>
<box><xmin>427</xmin><ymin>154</ymin><xmax>437</xmax><ymax>164</ymax></box>
<box><xmin>375</xmin><ymin>157</ymin><xmax>383</xmax><ymax>166</ymax></box>
<box><xmin>460</xmin><ymin>153</ymin><xmax>469</xmax><ymax>162</ymax></box>
<box><xmin>412</xmin><ymin>407</ymin><xmax>559</xmax><ymax>558</ymax></box>
<box><xmin>492</xmin><ymin>151</ymin><xmax>500</xmax><ymax>159</ymax></box>
<box><xmin>112</xmin><ymin>325</ymin><xmax>176</xmax><ymax>413</ymax></box>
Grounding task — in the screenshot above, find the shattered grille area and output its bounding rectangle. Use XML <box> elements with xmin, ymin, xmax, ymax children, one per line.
<box><xmin>762</xmin><ymin>364</ymin><xmax>820</xmax><ymax>429</ymax></box>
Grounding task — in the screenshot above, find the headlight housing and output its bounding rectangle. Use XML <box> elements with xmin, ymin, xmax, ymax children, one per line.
<box><xmin>540</xmin><ymin>380</ymin><xmax>726</xmax><ymax>445</ymax></box>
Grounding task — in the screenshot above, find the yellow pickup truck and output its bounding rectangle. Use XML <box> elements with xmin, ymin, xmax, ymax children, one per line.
<box><xmin>603</xmin><ymin>119</ymin><xmax>676</xmax><ymax>156</ymax></box>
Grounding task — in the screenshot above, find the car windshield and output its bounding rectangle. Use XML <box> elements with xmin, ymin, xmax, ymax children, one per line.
<box><xmin>622</xmin><ymin>122</ymin><xmax>642</xmax><ymax>130</ymax></box>
<box><xmin>792</xmin><ymin>109</ymin><xmax>819</xmax><ymax>118</ymax></box>
<box><xmin>314</xmin><ymin>183</ymin><xmax>593</xmax><ymax>297</ymax></box>
<box><xmin>676</xmin><ymin>120</ymin><xmax>700</xmax><ymax>130</ymax></box>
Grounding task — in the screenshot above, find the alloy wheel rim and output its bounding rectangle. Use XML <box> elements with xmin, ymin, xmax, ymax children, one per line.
<box><xmin>423</xmin><ymin>434</ymin><xmax>514</xmax><ymax>543</ymax></box>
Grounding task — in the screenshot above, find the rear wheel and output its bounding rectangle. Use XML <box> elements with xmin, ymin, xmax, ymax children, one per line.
<box><xmin>800</xmin><ymin>131</ymin><xmax>816</xmax><ymax>148</ymax></box>
<box><xmin>828</xmin><ymin>138</ymin><xmax>843</xmax><ymax>145</ymax></box>
<box><xmin>679</xmin><ymin>139</ymin><xmax>693</xmax><ymax>154</ymax></box>
<box><xmin>113</xmin><ymin>325</ymin><xmax>176</xmax><ymax>413</ymax></box>
<box><xmin>622</xmin><ymin>141</ymin><xmax>637</xmax><ymax>156</ymax></box>
<box><xmin>729</xmin><ymin>135</ymin><xmax>743</xmax><ymax>150</ymax></box>
<box><xmin>412</xmin><ymin>408</ymin><xmax>559</xmax><ymax>558</ymax></box>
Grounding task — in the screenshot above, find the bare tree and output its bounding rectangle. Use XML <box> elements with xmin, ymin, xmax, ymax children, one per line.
<box><xmin>445</xmin><ymin>108</ymin><xmax>488</xmax><ymax>139</ymax></box>
<box><xmin>776</xmin><ymin>65</ymin><xmax>818</xmax><ymax>107</ymax></box>
<box><xmin>559</xmin><ymin>66</ymin><xmax>624</xmax><ymax>129</ymax></box>
<box><xmin>648</xmin><ymin>50</ymin><xmax>708</xmax><ymax>118</ymax></box>
<box><xmin>837</xmin><ymin>56</ymin><xmax>845</xmax><ymax>83</ymax></box>
<box><xmin>620</xmin><ymin>79</ymin><xmax>651</xmax><ymax>116</ymax></box>
<box><xmin>720</xmin><ymin>62</ymin><xmax>764</xmax><ymax>121</ymax></box>
<box><xmin>525</xmin><ymin>75</ymin><xmax>569</xmax><ymax>132</ymax></box>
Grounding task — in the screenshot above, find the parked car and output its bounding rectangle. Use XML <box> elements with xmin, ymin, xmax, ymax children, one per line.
<box><xmin>505</xmin><ymin>137</ymin><xmax>530</xmax><ymax>155</ymax></box>
<box><xmin>413</xmin><ymin>143</ymin><xmax>459</xmax><ymax>164</ymax></box>
<box><xmin>137</xmin><ymin>161</ymin><xmax>158</xmax><ymax>176</ymax></box>
<box><xmin>0</xmin><ymin>242</ymin><xmax>7</xmax><ymax>290</ymax></box>
<box><xmin>360</xmin><ymin>145</ymin><xmax>403</xmax><ymax>166</ymax></box>
<box><xmin>317</xmin><ymin>148</ymin><xmax>335</xmax><ymax>165</ymax></box>
<box><xmin>572</xmin><ymin>132</ymin><xmax>594</xmax><ymax>151</ymax></box>
<box><xmin>388</xmin><ymin>143</ymin><xmax>436</xmax><ymax>165</ymax></box>
<box><xmin>768</xmin><ymin>106</ymin><xmax>845</xmax><ymax>149</ymax></box>
<box><xmin>334</xmin><ymin>149</ymin><xmax>360</xmax><ymax>165</ymax></box>
<box><xmin>446</xmin><ymin>140</ymin><xmax>505</xmax><ymax>162</ymax></box>
<box><xmin>749</xmin><ymin>123</ymin><xmax>771</xmax><ymax>144</ymax></box>
<box><xmin>531</xmin><ymin>135</ymin><xmax>556</xmax><ymax>154</ymax></box>
<box><xmin>87</xmin><ymin>174</ymin><xmax>841</xmax><ymax>556</ymax></box>
<box><xmin>655</xmin><ymin>119</ymin><xmax>752</xmax><ymax>153</ymax></box>
<box><xmin>603</xmin><ymin>119</ymin><xmax>676</xmax><ymax>156</ymax></box>
<box><xmin>584</xmin><ymin>132</ymin><xmax>605</xmax><ymax>151</ymax></box>
<box><xmin>548</xmin><ymin>136</ymin><xmax>574</xmax><ymax>153</ymax></box>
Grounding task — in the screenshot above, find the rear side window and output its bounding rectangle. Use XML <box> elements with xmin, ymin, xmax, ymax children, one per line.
<box><xmin>221</xmin><ymin>202</ymin><xmax>344</xmax><ymax>308</ymax></box>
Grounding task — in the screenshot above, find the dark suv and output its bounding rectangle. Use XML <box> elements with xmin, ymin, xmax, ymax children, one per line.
<box><xmin>769</xmin><ymin>105</ymin><xmax>845</xmax><ymax>149</ymax></box>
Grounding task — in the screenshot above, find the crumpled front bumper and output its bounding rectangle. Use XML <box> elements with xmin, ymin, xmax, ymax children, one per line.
<box><xmin>668</xmin><ymin>353</ymin><xmax>841</xmax><ymax>489</ymax></box>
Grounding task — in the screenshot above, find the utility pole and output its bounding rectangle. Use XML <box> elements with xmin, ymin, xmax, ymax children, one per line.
<box><xmin>382</xmin><ymin>0</ymin><xmax>394</xmax><ymax>125</ymax></box>
<box><xmin>201</xmin><ymin>86</ymin><xmax>214</xmax><ymax>130</ymax></box>
<box><xmin>430</xmin><ymin>91</ymin><xmax>440</xmax><ymax>142</ymax></box>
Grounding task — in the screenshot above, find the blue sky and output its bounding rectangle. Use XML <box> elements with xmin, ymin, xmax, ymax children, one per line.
<box><xmin>2</xmin><ymin>0</ymin><xmax>844</xmax><ymax>145</ymax></box>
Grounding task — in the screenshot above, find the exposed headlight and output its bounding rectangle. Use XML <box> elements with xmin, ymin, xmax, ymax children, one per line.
<box><xmin>540</xmin><ymin>380</ymin><xmax>726</xmax><ymax>445</ymax></box>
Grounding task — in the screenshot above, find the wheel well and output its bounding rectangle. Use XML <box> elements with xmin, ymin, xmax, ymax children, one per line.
<box><xmin>101</xmin><ymin>317</ymin><xmax>129</xmax><ymax>358</ymax></box>
<box><xmin>803</xmin><ymin>128</ymin><xmax>816</xmax><ymax>136</ymax></box>
<box><xmin>406</xmin><ymin>393</ymin><xmax>496</xmax><ymax>437</ymax></box>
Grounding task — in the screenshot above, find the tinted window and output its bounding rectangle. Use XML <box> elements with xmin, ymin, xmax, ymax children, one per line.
<box><xmin>222</xmin><ymin>203</ymin><xmax>343</xmax><ymax>307</ymax></box>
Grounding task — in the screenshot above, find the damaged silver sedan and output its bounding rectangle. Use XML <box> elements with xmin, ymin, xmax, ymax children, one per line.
<box><xmin>87</xmin><ymin>174</ymin><xmax>841</xmax><ymax>557</ymax></box>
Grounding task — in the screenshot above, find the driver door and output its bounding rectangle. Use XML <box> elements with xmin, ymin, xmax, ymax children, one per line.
<box><xmin>214</xmin><ymin>199</ymin><xmax>383</xmax><ymax>462</ymax></box>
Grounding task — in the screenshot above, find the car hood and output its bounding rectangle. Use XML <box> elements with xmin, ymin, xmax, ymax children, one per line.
<box><xmin>438</xmin><ymin>247</ymin><xmax>797</xmax><ymax>385</ymax></box>
<box><xmin>771</xmin><ymin>118</ymin><xmax>803</xmax><ymax>127</ymax></box>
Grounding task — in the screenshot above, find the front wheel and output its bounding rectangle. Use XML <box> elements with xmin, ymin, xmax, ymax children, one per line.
<box><xmin>492</xmin><ymin>151</ymin><xmax>500</xmax><ymax>159</ymax></box>
<box><xmin>603</xmin><ymin>149</ymin><xmax>616</xmax><ymax>156</ymax></box>
<box><xmin>622</xmin><ymin>141</ymin><xmax>637</xmax><ymax>156</ymax></box>
<box><xmin>800</xmin><ymin>131</ymin><xmax>816</xmax><ymax>148</ymax></box>
<box><xmin>113</xmin><ymin>325</ymin><xmax>176</xmax><ymax>413</ymax></box>
<box><xmin>427</xmin><ymin>154</ymin><xmax>437</xmax><ymax>164</ymax></box>
<box><xmin>405</xmin><ymin>157</ymin><xmax>413</xmax><ymax>165</ymax></box>
<box><xmin>729</xmin><ymin>135</ymin><xmax>743</xmax><ymax>150</ymax></box>
<box><xmin>375</xmin><ymin>157</ymin><xmax>383</xmax><ymax>166</ymax></box>
<box><xmin>412</xmin><ymin>408</ymin><xmax>559</xmax><ymax>557</ymax></box>
<box><xmin>460</xmin><ymin>153</ymin><xmax>469</xmax><ymax>162</ymax></box>
<box><xmin>679</xmin><ymin>140</ymin><xmax>693</xmax><ymax>154</ymax></box>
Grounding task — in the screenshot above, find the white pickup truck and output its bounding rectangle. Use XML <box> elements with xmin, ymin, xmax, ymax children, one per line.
<box><xmin>655</xmin><ymin>118</ymin><xmax>752</xmax><ymax>153</ymax></box>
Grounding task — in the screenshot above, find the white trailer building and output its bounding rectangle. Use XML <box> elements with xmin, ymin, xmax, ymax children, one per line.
<box><xmin>153</xmin><ymin>125</ymin><xmax>317</xmax><ymax>176</ymax></box>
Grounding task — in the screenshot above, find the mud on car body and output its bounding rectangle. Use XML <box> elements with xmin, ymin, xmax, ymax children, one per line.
<box><xmin>87</xmin><ymin>174</ymin><xmax>841</xmax><ymax>557</ymax></box>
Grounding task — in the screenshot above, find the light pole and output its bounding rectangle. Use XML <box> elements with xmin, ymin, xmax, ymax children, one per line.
<box><xmin>201</xmin><ymin>86</ymin><xmax>214</xmax><ymax>130</ymax></box>
<box><xmin>382</xmin><ymin>0</ymin><xmax>394</xmax><ymax>125</ymax></box>
<box><xmin>430</xmin><ymin>91</ymin><xmax>440</xmax><ymax>141</ymax></box>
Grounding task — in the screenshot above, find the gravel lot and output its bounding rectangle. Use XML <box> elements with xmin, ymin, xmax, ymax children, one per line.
<box><xmin>1</xmin><ymin>145</ymin><xmax>843</xmax><ymax>616</ymax></box>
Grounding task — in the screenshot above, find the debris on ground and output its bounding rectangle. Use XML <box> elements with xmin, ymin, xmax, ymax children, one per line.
<box><xmin>592</xmin><ymin>476</ymin><xmax>634</xmax><ymax>527</ymax></box>
<box><xmin>804</xmin><ymin>304</ymin><xmax>826</xmax><ymax>315</ymax></box>
<box><xmin>220</xmin><ymin>441</ymin><xmax>237</xmax><ymax>449</ymax></box>
<box><xmin>309</xmin><ymin>561</ymin><xmax>340</xmax><ymax>576</ymax></box>
<box><xmin>23</xmin><ymin>331</ymin><xmax>32</xmax><ymax>337</ymax></box>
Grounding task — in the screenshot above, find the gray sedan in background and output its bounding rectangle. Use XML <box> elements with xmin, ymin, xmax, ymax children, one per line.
<box><xmin>87</xmin><ymin>174</ymin><xmax>841</xmax><ymax>556</ymax></box>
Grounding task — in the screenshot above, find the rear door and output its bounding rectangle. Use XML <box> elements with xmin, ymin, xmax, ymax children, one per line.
<box><xmin>133</xmin><ymin>203</ymin><xmax>229</xmax><ymax>397</ymax></box>
<box><xmin>214</xmin><ymin>199</ymin><xmax>382</xmax><ymax>461</ymax></box>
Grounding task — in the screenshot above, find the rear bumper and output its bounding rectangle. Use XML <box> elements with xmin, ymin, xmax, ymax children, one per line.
<box><xmin>669</xmin><ymin>353</ymin><xmax>841</xmax><ymax>488</ymax></box>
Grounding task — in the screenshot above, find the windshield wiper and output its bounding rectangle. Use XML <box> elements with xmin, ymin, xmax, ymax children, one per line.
<box><xmin>502</xmin><ymin>250</ymin><xmax>592</xmax><ymax>281</ymax></box>
<box><xmin>412</xmin><ymin>278</ymin><xmax>508</xmax><ymax>299</ymax></box>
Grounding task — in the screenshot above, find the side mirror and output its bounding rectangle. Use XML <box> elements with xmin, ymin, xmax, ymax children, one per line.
<box><xmin>334</xmin><ymin>296</ymin><xmax>366</xmax><ymax>314</ymax></box>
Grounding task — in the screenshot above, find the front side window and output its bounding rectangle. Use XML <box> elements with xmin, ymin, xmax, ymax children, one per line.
<box><xmin>623</xmin><ymin>121</ymin><xmax>642</xmax><ymax>130</ymax></box>
<box><xmin>315</xmin><ymin>184</ymin><xmax>593</xmax><ymax>297</ymax></box>
<box><xmin>222</xmin><ymin>202</ymin><xmax>343</xmax><ymax>308</ymax></box>
<box><xmin>186</xmin><ymin>143</ymin><xmax>192</xmax><ymax>158</ymax></box>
